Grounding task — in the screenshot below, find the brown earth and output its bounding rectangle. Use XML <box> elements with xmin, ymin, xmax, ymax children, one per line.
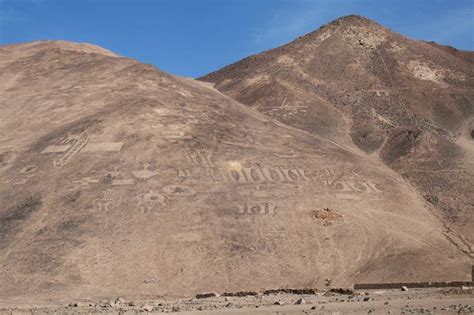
<box><xmin>0</xmin><ymin>16</ymin><xmax>472</xmax><ymax>304</ymax></box>
<box><xmin>200</xmin><ymin>14</ymin><xmax>474</xmax><ymax>261</ymax></box>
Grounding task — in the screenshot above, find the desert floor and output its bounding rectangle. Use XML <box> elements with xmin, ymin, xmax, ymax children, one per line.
<box><xmin>0</xmin><ymin>287</ymin><xmax>472</xmax><ymax>314</ymax></box>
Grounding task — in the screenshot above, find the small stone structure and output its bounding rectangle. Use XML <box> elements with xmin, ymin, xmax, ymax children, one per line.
<box><xmin>354</xmin><ymin>266</ymin><xmax>473</xmax><ymax>290</ymax></box>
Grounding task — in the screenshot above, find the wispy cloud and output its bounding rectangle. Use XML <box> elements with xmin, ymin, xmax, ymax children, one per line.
<box><xmin>0</xmin><ymin>1</ymin><xmax>23</xmax><ymax>24</ymax></box>
<box><xmin>251</xmin><ymin>0</ymin><xmax>358</xmax><ymax>49</ymax></box>
<box><xmin>425</xmin><ymin>5</ymin><xmax>474</xmax><ymax>49</ymax></box>
<box><xmin>252</xmin><ymin>0</ymin><xmax>474</xmax><ymax>51</ymax></box>
<box><xmin>0</xmin><ymin>0</ymin><xmax>44</xmax><ymax>43</ymax></box>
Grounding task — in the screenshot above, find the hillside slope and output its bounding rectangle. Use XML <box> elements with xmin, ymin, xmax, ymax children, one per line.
<box><xmin>200</xmin><ymin>15</ymin><xmax>474</xmax><ymax>254</ymax></box>
<box><xmin>0</xmin><ymin>39</ymin><xmax>471</xmax><ymax>302</ymax></box>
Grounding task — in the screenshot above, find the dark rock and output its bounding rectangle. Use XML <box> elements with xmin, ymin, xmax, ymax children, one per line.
<box><xmin>195</xmin><ymin>292</ymin><xmax>219</xmax><ymax>299</ymax></box>
<box><xmin>330</xmin><ymin>288</ymin><xmax>354</xmax><ymax>295</ymax></box>
<box><xmin>141</xmin><ymin>304</ymin><xmax>153</xmax><ymax>312</ymax></box>
<box><xmin>295</xmin><ymin>297</ymin><xmax>306</xmax><ymax>305</ymax></box>
<box><xmin>222</xmin><ymin>291</ymin><xmax>258</xmax><ymax>297</ymax></box>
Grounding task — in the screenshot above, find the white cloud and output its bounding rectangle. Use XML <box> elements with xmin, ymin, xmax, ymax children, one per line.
<box><xmin>252</xmin><ymin>0</ymin><xmax>474</xmax><ymax>51</ymax></box>
<box><xmin>251</xmin><ymin>0</ymin><xmax>358</xmax><ymax>48</ymax></box>
<box><xmin>428</xmin><ymin>5</ymin><xmax>474</xmax><ymax>49</ymax></box>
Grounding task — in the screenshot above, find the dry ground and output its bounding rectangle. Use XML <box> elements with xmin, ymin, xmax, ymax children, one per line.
<box><xmin>0</xmin><ymin>288</ymin><xmax>472</xmax><ymax>314</ymax></box>
<box><xmin>0</xmin><ymin>16</ymin><xmax>472</xmax><ymax>305</ymax></box>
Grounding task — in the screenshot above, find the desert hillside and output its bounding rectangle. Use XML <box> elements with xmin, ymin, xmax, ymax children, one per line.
<box><xmin>0</xmin><ymin>19</ymin><xmax>472</xmax><ymax>302</ymax></box>
<box><xmin>200</xmin><ymin>15</ymin><xmax>474</xmax><ymax>256</ymax></box>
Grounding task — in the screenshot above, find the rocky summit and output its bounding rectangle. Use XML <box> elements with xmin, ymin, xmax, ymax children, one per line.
<box><xmin>0</xmin><ymin>16</ymin><xmax>472</xmax><ymax>303</ymax></box>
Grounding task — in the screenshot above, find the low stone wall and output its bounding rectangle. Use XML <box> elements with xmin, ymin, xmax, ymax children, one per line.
<box><xmin>354</xmin><ymin>281</ymin><xmax>472</xmax><ymax>290</ymax></box>
<box><xmin>354</xmin><ymin>266</ymin><xmax>473</xmax><ymax>290</ymax></box>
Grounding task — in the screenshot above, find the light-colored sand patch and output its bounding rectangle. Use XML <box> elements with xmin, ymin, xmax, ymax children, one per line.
<box><xmin>387</xmin><ymin>42</ymin><xmax>406</xmax><ymax>53</ymax></box>
<box><xmin>153</xmin><ymin>108</ymin><xmax>174</xmax><ymax>116</ymax></box>
<box><xmin>371</xmin><ymin>108</ymin><xmax>394</xmax><ymax>126</ymax></box>
<box><xmin>277</xmin><ymin>55</ymin><xmax>297</xmax><ymax>67</ymax></box>
<box><xmin>407</xmin><ymin>60</ymin><xmax>445</xmax><ymax>84</ymax></box>
<box><xmin>222</xmin><ymin>160</ymin><xmax>242</xmax><ymax>172</ymax></box>
<box><xmin>41</xmin><ymin>144</ymin><xmax>71</xmax><ymax>153</ymax></box>
<box><xmin>343</xmin><ymin>26</ymin><xmax>386</xmax><ymax>49</ymax></box>
<box><xmin>318</xmin><ymin>30</ymin><xmax>332</xmax><ymax>42</ymax></box>
<box><xmin>84</xmin><ymin>142</ymin><xmax>123</xmax><ymax>152</ymax></box>
<box><xmin>243</xmin><ymin>75</ymin><xmax>271</xmax><ymax>88</ymax></box>
<box><xmin>111</xmin><ymin>179</ymin><xmax>135</xmax><ymax>186</ymax></box>
<box><xmin>171</xmin><ymin>232</ymin><xmax>201</xmax><ymax>242</ymax></box>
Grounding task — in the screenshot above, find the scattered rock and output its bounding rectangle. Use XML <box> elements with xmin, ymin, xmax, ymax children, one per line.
<box><xmin>295</xmin><ymin>297</ymin><xmax>306</xmax><ymax>305</ymax></box>
<box><xmin>222</xmin><ymin>291</ymin><xmax>257</xmax><ymax>297</ymax></box>
<box><xmin>401</xmin><ymin>286</ymin><xmax>409</xmax><ymax>291</ymax></box>
<box><xmin>312</xmin><ymin>208</ymin><xmax>343</xmax><ymax>226</ymax></box>
<box><xmin>363</xmin><ymin>297</ymin><xmax>370</xmax><ymax>302</ymax></box>
<box><xmin>196</xmin><ymin>292</ymin><xmax>219</xmax><ymax>299</ymax></box>
<box><xmin>263</xmin><ymin>288</ymin><xmax>317</xmax><ymax>295</ymax></box>
<box><xmin>274</xmin><ymin>301</ymin><xmax>285</xmax><ymax>306</ymax></box>
<box><xmin>329</xmin><ymin>288</ymin><xmax>354</xmax><ymax>295</ymax></box>
<box><xmin>115</xmin><ymin>297</ymin><xmax>125</xmax><ymax>305</ymax></box>
<box><xmin>141</xmin><ymin>304</ymin><xmax>154</xmax><ymax>312</ymax></box>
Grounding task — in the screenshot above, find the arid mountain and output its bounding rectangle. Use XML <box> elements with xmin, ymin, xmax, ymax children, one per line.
<box><xmin>200</xmin><ymin>15</ymin><xmax>474</xmax><ymax>257</ymax></box>
<box><xmin>0</xmin><ymin>29</ymin><xmax>471</xmax><ymax>302</ymax></box>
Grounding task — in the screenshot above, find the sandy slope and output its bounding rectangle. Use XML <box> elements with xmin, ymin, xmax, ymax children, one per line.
<box><xmin>0</xmin><ymin>37</ymin><xmax>471</xmax><ymax>302</ymax></box>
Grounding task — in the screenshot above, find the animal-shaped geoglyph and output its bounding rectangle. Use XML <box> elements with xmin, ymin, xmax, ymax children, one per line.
<box><xmin>132</xmin><ymin>163</ymin><xmax>159</xmax><ymax>181</ymax></box>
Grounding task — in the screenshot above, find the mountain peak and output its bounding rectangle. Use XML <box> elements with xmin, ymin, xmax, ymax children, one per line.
<box><xmin>328</xmin><ymin>14</ymin><xmax>380</xmax><ymax>27</ymax></box>
<box><xmin>283</xmin><ymin>15</ymin><xmax>390</xmax><ymax>50</ymax></box>
<box><xmin>313</xmin><ymin>14</ymin><xmax>387</xmax><ymax>37</ymax></box>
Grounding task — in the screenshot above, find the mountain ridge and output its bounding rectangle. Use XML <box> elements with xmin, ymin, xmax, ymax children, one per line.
<box><xmin>199</xmin><ymin>15</ymin><xmax>474</xmax><ymax>260</ymax></box>
<box><xmin>0</xmin><ymin>15</ymin><xmax>472</xmax><ymax>302</ymax></box>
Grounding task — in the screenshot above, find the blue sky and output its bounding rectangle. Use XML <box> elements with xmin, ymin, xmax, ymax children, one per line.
<box><xmin>1</xmin><ymin>0</ymin><xmax>473</xmax><ymax>77</ymax></box>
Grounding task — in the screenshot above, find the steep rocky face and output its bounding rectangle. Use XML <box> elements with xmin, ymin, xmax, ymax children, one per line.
<box><xmin>0</xmin><ymin>36</ymin><xmax>471</xmax><ymax>301</ymax></box>
<box><xmin>200</xmin><ymin>15</ymin><xmax>474</xmax><ymax>251</ymax></box>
